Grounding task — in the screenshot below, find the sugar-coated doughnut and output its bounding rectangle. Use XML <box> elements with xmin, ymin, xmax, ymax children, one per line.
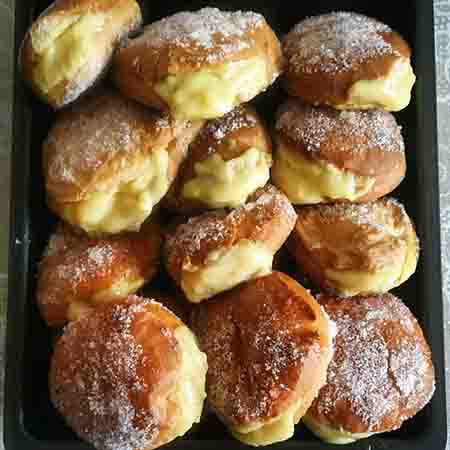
<box><xmin>272</xmin><ymin>100</ymin><xmax>406</xmax><ymax>204</ymax></box>
<box><xmin>113</xmin><ymin>7</ymin><xmax>282</xmax><ymax>120</ymax></box>
<box><xmin>191</xmin><ymin>272</ymin><xmax>334</xmax><ymax>446</ymax></box>
<box><xmin>43</xmin><ymin>89</ymin><xmax>203</xmax><ymax>235</ymax></box>
<box><xmin>164</xmin><ymin>185</ymin><xmax>297</xmax><ymax>303</ymax></box>
<box><xmin>37</xmin><ymin>220</ymin><xmax>162</xmax><ymax>327</ymax></box>
<box><xmin>20</xmin><ymin>0</ymin><xmax>142</xmax><ymax>108</ymax></box>
<box><xmin>304</xmin><ymin>293</ymin><xmax>435</xmax><ymax>444</ymax></box>
<box><xmin>283</xmin><ymin>12</ymin><xmax>415</xmax><ymax>111</ymax></box>
<box><xmin>164</xmin><ymin>106</ymin><xmax>272</xmax><ymax>213</ymax></box>
<box><xmin>50</xmin><ymin>296</ymin><xmax>208</xmax><ymax>450</ymax></box>
<box><xmin>287</xmin><ymin>198</ymin><xmax>419</xmax><ymax>297</ymax></box>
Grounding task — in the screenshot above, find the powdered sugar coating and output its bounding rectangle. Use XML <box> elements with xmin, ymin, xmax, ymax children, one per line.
<box><xmin>277</xmin><ymin>101</ymin><xmax>404</xmax><ymax>153</ymax></box>
<box><xmin>311</xmin><ymin>294</ymin><xmax>435</xmax><ymax>433</ymax></box>
<box><xmin>50</xmin><ymin>298</ymin><xmax>181</xmax><ymax>450</ymax></box>
<box><xmin>165</xmin><ymin>185</ymin><xmax>296</xmax><ymax>270</ymax></box>
<box><xmin>132</xmin><ymin>7</ymin><xmax>264</xmax><ymax>64</ymax></box>
<box><xmin>283</xmin><ymin>12</ymin><xmax>399</xmax><ymax>74</ymax></box>
<box><xmin>43</xmin><ymin>89</ymin><xmax>173</xmax><ymax>197</ymax></box>
<box><xmin>37</xmin><ymin>223</ymin><xmax>162</xmax><ymax>326</ymax></box>
<box><xmin>309</xmin><ymin>197</ymin><xmax>410</xmax><ymax>233</ymax></box>
<box><xmin>192</xmin><ymin>272</ymin><xmax>332</xmax><ymax>426</ymax></box>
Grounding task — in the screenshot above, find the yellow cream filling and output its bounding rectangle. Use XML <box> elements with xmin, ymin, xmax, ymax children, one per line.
<box><xmin>182</xmin><ymin>148</ymin><xmax>272</xmax><ymax>208</ymax></box>
<box><xmin>66</xmin><ymin>277</ymin><xmax>145</xmax><ymax>322</ymax></box>
<box><xmin>325</xmin><ymin>228</ymin><xmax>418</xmax><ymax>296</ymax></box>
<box><xmin>154</xmin><ymin>57</ymin><xmax>268</xmax><ymax>120</ymax></box>
<box><xmin>165</xmin><ymin>326</ymin><xmax>208</xmax><ymax>441</ymax></box>
<box><xmin>32</xmin><ymin>14</ymin><xmax>105</xmax><ymax>93</ymax></box>
<box><xmin>61</xmin><ymin>149</ymin><xmax>169</xmax><ymax>234</ymax></box>
<box><xmin>272</xmin><ymin>143</ymin><xmax>374</xmax><ymax>204</ymax></box>
<box><xmin>337</xmin><ymin>58</ymin><xmax>416</xmax><ymax>112</ymax></box>
<box><xmin>181</xmin><ymin>240</ymin><xmax>273</xmax><ymax>303</ymax></box>
<box><xmin>302</xmin><ymin>414</ymin><xmax>373</xmax><ymax>445</ymax></box>
<box><xmin>232</xmin><ymin>399</ymin><xmax>302</xmax><ymax>447</ymax></box>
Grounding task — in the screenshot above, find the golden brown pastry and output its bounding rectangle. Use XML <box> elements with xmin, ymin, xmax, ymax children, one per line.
<box><xmin>272</xmin><ymin>100</ymin><xmax>406</xmax><ymax>204</ymax></box>
<box><xmin>113</xmin><ymin>7</ymin><xmax>282</xmax><ymax>120</ymax></box>
<box><xmin>19</xmin><ymin>0</ymin><xmax>142</xmax><ymax>108</ymax></box>
<box><xmin>303</xmin><ymin>293</ymin><xmax>435</xmax><ymax>444</ymax></box>
<box><xmin>191</xmin><ymin>272</ymin><xmax>334</xmax><ymax>446</ymax></box>
<box><xmin>50</xmin><ymin>296</ymin><xmax>208</xmax><ymax>450</ymax></box>
<box><xmin>164</xmin><ymin>185</ymin><xmax>297</xmax><ymax>303</ymax></box>
<box><xmin>37</xmin><ymin>220</ymin><xmax>162</xmax><ymax>327</ymax></box>
<box><xmin>283</xmin><ymin>12</ymin><xmax>415</xmax><ymax>111</ymax></box>
<box><xmin>43</xmin><ymin>89</ymin><xmax>203</xmax><ymax>235</ymax></box>
<box><xmin>287</xmin><ymin>198</ymin><xmax>419</xmax><ymax>297</ymax></box>
<box><xmin>164</xmin><ymin>106</ymin><xmax>272</xmax><ymax>213</ymax></box>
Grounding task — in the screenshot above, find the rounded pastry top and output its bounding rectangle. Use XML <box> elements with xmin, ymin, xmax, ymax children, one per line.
<box><xmin>43</xmin><ymin>89</ymin><xmax>194</xmax><ymax>203</ymax></box>
<box><xmin>191</xmin><ymin>271</ymin><xmax>333</xmax><ymax>428</ymax></box>
<box><xmin>276</xmin><ymin>100</ymin><xmax>404</xmax><ymax>176</ymax></box>
<box><xmin>164</xmin><ymin>184</ymin><xmax>297</xmax><ymax>276</ymax></box>
<box><xmin>37</xmin><ymin>221</ymin><xmax>162</xmax><ymax>326</ymax></box>
<box><xmin>308</xmin><ymin>293</ymin><xmax>435</xmax><ymax>434</ymax></box>
<box><xmin>49</xmin><ymin>296</ymin><xmax>183</xmax><ymax>450</ymax></box>
<box><xmin>283</xmin><ymin>12</ymin><xmax>409</xmax><ymax>76</ymax></box>
<box><xmin>124</xmin><ymin>7</ymin><xmax>267</xmax><ymax>68</ymax></box>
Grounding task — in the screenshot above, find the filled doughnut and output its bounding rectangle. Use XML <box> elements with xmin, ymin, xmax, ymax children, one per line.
<box><xmin>20</xmin><ymin>0</ymin><xmax>142</xmax><ymax>108</ymax></box>
<box><xmin>282</xmin><ymin>12</ymin><xmax>415</xmax><ymax>111</ymax></box>
<box><xmin>287</xmin><ymin>198</ymin><xmax>419</xmax><ymax>297</ymax></box>
<box><xmin>37</xmin><ymin>220</ymin><xmax>162</xmax><ymax>326</ymax></box>
<box><xmin>50</xmin><ymin>296</ymin><xmax>208</xmax><ymax>450</ymax></box>
<box><xmin>113</xmin><ymin>7</ymin><xmax>282</xmax><ymax>120</ymax></box>
<box><xmin>164</xmin><ymin>106</ymin><xmax>272</xmax><ymax>213</ymax></box>
<box><xmin>191</xmin><ymin>271</ymin><xmax>334</xmax><ymax>446</ymax></box>
<box><xmin>164</xmin><ymin>185</ymin><xmax>297</xmax><ymax>302</ymax></box>
<box><xmin>43</xmin><ymin>89</ymin><xmax>203</xmax><ymax>235</ymax></box>
<box><xmin>303</xmin><ymin>293</ymin><xmax>435</xmax><ymax>444</ymax></box>
<box><xmin>272</xmin><ymin>100</ymin><xmax>406</xmax><ymax>204</ymax></box>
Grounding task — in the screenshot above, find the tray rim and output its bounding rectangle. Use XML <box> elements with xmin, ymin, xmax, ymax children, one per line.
<box><xmin>4</xmin><ymin>1</ymin><xmax>448</xmax><ymax>449</ymax></box>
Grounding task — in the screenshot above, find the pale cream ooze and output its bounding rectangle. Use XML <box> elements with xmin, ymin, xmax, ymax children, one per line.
<box><xmin>31</xmin><ymin>13</ymin><xmax>106</xmax><ymax>93</ymax></box>
<box><xmin>59</xmin><ymin>148</ymin><xmax>169</xmax><ymax>234</ymax></box>
<box><xmin>182</xmin><ymin>148</ymin><xmax>272</xmax><ymax>208</ymax></box>
<box><xmin>272</xmin><ymin>142</ymin><xmax>375</xmax><ymax>204</ymax></box>
<box><xmin>181</xmin><ymin>240</ymin><xmax>273</xmax><ymax>303</ymax></box>
<box><xmin>163</xmin><ymin>326</ymin><xmax>208</xmax><ymax>442</ymax></box>
<box><xmin>155</xmin><ymin>57</ymin><xmax>269</xmax><ymax>119</ymax></box>
<box><xmin>302</xmin><ymin>414</ymin><xmax>373</xmax><ymax>445</ymax></box>
<box><xmin>337</xmin><ymin>58</ymin><xmax>416</xmax><ymax>112</ymax></box>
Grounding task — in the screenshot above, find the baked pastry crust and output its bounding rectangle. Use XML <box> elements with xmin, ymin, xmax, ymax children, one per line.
<box><xmin>37</xmin><ymin>220</ymin><xmax>162</xmax><ymax>326</ymax></box>
<box><xmin>304</xmin><ymin>293</ymin><xmax>435</xmax><ymax>443</ymax></box>
<box><xmin>20</xmin><ymin>0</ymin><xmax>142</xmax><ymax>108</ymax></box>
<box><xmin>282</xmin><ymin>12</ymin><xmax>414</xmax><ymax>111</ymax></box>
<box><xmin>164</xmin><ymin>106</ymin><xmax>272</xmax><ymax>213</ymax></box>
<box><xmin>272</xmin><ymin>100</ymin><xmax>406</xmax><ymax>204</ymax></box>
<box><xmin>164</xmin><ymin>185</ymin><xmax>297</xmax><ymax>302</ymax></box>
<box><xmin>113</xmin><ymin>7</ymin><xmax>282</xmax><ymax>119</ymax></box>
<box><xmin>191</xmin><ymin>271</ymin><xmax>333</xmax><ymax>446</ymax></box>
<box><xmin>50</xmin><ymin>296</ymin><xmax>208</xmax><ymax>450</ymax></box>
<box><xmin>43</xmin><ymin>89</ymin><xmax>203</xmax><ymax>234</ymax></box>
<box><xmin>287</xmin><ymin>198</ymin><xmax>419</xmax><ymax>296</ymax></box>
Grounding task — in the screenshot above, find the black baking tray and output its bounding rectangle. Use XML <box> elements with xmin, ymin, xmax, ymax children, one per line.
<box><xmin>4</xmin><ymin>0</ymin><xmax>447</xmax><ymax>449</ymax></box>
